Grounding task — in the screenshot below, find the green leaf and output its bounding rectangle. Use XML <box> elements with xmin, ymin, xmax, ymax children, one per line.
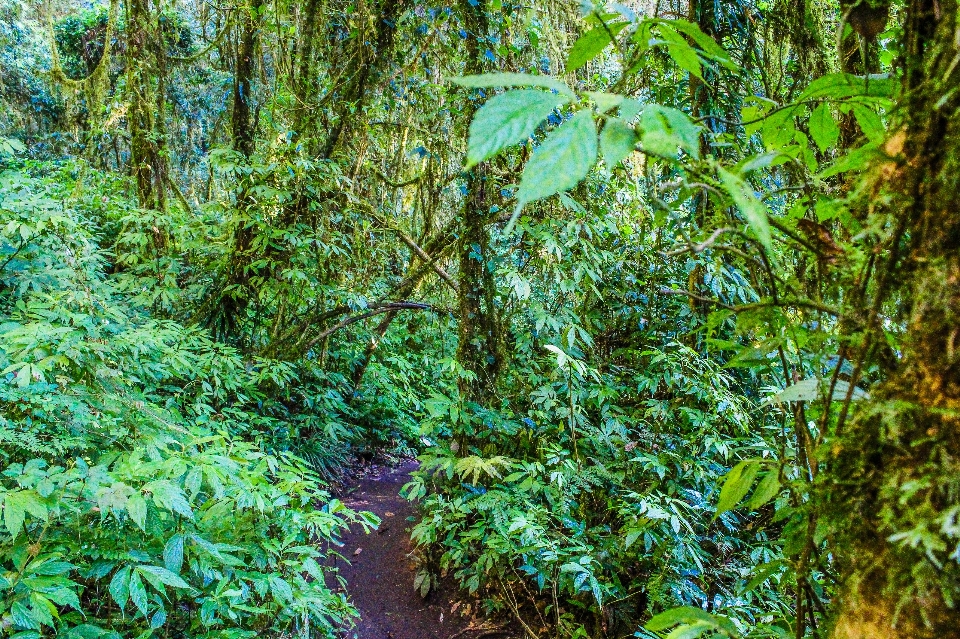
<box><xmin>147</xmin><ymin>481</ymin><xmax>192</xmax><ymax>519</ymax></box>
<box><xmin>619</xmin><ymin>98</ymin><xmax>644</xmax><ymax>122</ymax></box>
<box><xmin>467</xmin><ymin>90</ymin><xmax>569</xmax><ymax>167</ymax></box>
<box><xmin>624</xmin><ymin>529</ymin><xmax>643</xmax><ymax>549</ymax></box>
<box><xmin>566</xmin><ymin>23</ymin><xmax>629</xmax><ymax>72</ymax></box>
<box><xmin>658</xmin><ymin>24</ymin><xmax>703</xmax><ymax>79</ymax></box>
<box><xmin>450</xmin><ymin>73</ymin><xmax>575</xmax><ymax>98</ymax></box>
<box><xmin>137</xmin><ymin>565</ymin><xmax>190</xmax><ymax>589</ymax></box>
<box><xmin>740</xmin><ymin>560</ymin><xmax>785</xmax><ymax>594</ymax></box>
<box><xmin>10</xmin><ymin>601</ymin><xmax>39</xmax><ymax>630</ymax></box>
<box><xmin>665</xmin><ymin>622</ymin><xmax>715</xmax><ymax>639</ymax></box>
<box><xmin>715</xmin><ymin>460</ymin><xmax>761</xmax><ymax>517</ymax></box>
<box><xmin>809</xmin><ymin>103</ymin><xmax>840</xmax><ymax>152</ymax></box>
<box><xmin>663</xmin><ymin>19</ymin><xmax>737</xmax><ymax>69</ymax></box>
<box><xmin>150</xmin><ymin>607</ymin><xmax>167</xmax><ymax>629</ymax></box>
<box><xmin>268</xmin><ymin>575</ymin><xmax>294</xmax><ymax>603</ymax></box>
<box><xmin>129</xmin><ymin>570</ymin><xmax>148</xmax><ymax>616</ymax></box>
<box><xmin>745</xmin><ymin>471</ymin><xmax>782</xmax><ymax>510</ymax></box>
<box><xmin>60</xmin><ymin>624</ymin><xmax>110</xmax><ymax>639</ymax></box>
<box><xmin>127</xmin><ymin>493</ymin><xmax>147</xmax><ymax>532</ymax></box>
<box><xmin>717</xmin><ymin>167</ymin><xmax>773</xmax><ymax>254</ymax></box>
<box><xmin>761</xmin><ymin>107</ymin><xmax>799</xmax><ymax>150</ymax></box>
<box><xmin>163</xmin><ymin>535</ymin><xmax>184</xmax><ymax>573</ymax></box>
<box><xmin>646</xmin><ymin>606</ymin><xmax>717</xmax><ymax>631</ymax></box>
<box><xmin>637</xmin><ymin>105</ymin><xmax>700</xmax><ymax>159</ymax></box>
<box><xmin>3</xmin><ymin>491</ymin><xmax>45</xmax><ymax>539</ymax></box>
<box><xmin>852</xmin><ymin>105</ymin><xmax>885</xmax><ymax>142</ymax></box>
<box><xmin>0</xmin><ymin>136</ymin><xmax>27</xmax><ymax>156</ymax></box>
<box><xmin>600</xmin><ymin>119</ymin><xmax>636</xmax><ymax>170</ymax></box>
<box><xmin>28</xmin><ymin>594</ymin><xmax>55</xmax><ymax>628</ymax></box>
<box><xmin>517</xmin><ymin>109</ymin><xmax>598</xmax><ymax>207</ymax></box>
<box><xmin>108</xmin><ymin>566</ymin><xmax>131</xmax><ymax>610</ymax></box>
<box><xmin>799</xmin><ymin>72</ymin><xmax>894</xmax><ymax>101</ymax></box>
<box><xmin>818</xmin><ymin>143</ymin><xmax>880</xmax><ymax>178</ymax></box>
<box><xmin>585</xmin><ymin>91</ymin><xmax>623</xmax><ymax>113</ymax></box>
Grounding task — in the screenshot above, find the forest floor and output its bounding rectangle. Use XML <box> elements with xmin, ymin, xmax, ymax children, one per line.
<box><xmin>328</xmin><ymin>460</ymin><xmax>517</xmax><ymax>639</ymax></box>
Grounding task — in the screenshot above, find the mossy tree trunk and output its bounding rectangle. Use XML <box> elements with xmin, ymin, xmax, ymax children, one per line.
<box><xmin>213</xmin><ymin>0</ymin><xmax>264</xmax><ymax>341</ymax></box>
<box><xmin>455</xmin><ymin>0</ymin><xmax>502</xmax><ymax>405</ymax></box>
<box><xmin>126</xmin><ymin>0</ymin><xmax>168</xmax><ymax>222</ymax></box>
<box><xmin>829</xmin><ymin>2</ymin><xmax>960</xmax><ymax>636</ymax></box>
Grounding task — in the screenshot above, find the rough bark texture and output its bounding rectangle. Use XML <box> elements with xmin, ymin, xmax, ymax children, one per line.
<box><xmin>829</xmin><ymin>2</ymin><xmax>960</xmax><ymax>636</ymax></box>
<box><xmin>126</xmin><ymin>0</ymin><xmax>168</xmax><ymax>218</ymax></box>
<box><xmin>455</xmin><ymin>0</ymin><xmax>502</xmax><ymax>404</ymax></box>
<box><xmin>214</xmin><ymin>0</ymin><xmax>263</xmax><ymax>341</ymax></box>
<box><xmin>775</xmin><ymin>0</ymin><xmax>830</xmax><ymax>81</ymax></box>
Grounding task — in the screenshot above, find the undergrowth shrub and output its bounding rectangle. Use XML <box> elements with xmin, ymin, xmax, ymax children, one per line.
<box><xmin>404</xmin><ymin>208</ymin><xmax>789</xmax><ymax>636</ymax></box>
<box><xmin>0</xmin><ymin>162</ymin><xmax>377</xmax><ymax>637</ymax></box>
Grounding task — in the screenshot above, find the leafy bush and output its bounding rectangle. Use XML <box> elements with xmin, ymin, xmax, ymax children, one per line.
<box><xmin>404</xmin><ymin>219</ymin><xmax>788</xmax><ymax>632</ymax></box>
<box><xmin>0</xmin><ymin>162</ymin><xmax>376</xmax><ymax>637</ymax></box>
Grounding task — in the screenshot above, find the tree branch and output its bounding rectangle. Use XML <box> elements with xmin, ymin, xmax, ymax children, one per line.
<box><xmin>301</xmin><ymin>301</ymin><xmax>435</xmax><ymax>352</ymax></box>
<box><xmin>361</xmin><ymin>205</ymin><xmax>460</xmax><ymax>292</ymax></box>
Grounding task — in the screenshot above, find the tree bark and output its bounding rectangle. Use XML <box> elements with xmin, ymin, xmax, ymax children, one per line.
<box><xmin>829</xmin><ymin>2</ymin><xmax>960</xmax><ymax>637</ymax></box>
<box><xmin>213</xmin><ymin>0</ymin><xmax>264</xmax><ymax>341</ymax></box>
<box><xmin>126</xmin><ymin>0</ymin><xmax>168</xmax><ymax>220</ymax></box>
<box><xmin>455</xmin><ymin>0</ymin><xmax>503</xmax><ymax>404</ymax></box>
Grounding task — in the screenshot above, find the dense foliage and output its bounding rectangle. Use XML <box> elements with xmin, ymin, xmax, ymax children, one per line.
<box><xmin>1</xmin><ymin>0</ymin><xmax>958</xmax><ymax>638</ymax></box>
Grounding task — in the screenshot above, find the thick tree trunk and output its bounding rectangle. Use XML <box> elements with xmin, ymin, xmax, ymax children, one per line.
<box><xmin>214</xmin><ymin>0</ymin><xmax>264</xmax><ymax>341</ymax></box>
<box><xmin>126</xmin><ymin>0</ymin><xmax>167</xmax><ymax>220</ymax></box>
<box><xmin>455</xmin><ymin>0</ymin><xmax>502</xmax><ymax>404</ymax></box>
<box><xmin>829</xmin><ymin>2</ymin><xmax>960</xmax><ymax>637</ymax></box>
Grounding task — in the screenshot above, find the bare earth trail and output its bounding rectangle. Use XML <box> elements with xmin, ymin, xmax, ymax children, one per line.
<box><xmin>328</xmin><ymin>461</ymin><xmax>514</xmax><ymax>639</ymax></box>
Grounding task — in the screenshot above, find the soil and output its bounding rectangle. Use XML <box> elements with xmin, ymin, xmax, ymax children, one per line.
<box><xmin>327</xmin><ymin>460</ymin><xmax>516</xmax><ymax>639</ymax></box>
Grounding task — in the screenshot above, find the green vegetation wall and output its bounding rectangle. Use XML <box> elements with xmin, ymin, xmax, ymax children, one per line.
<box><xmin>1</xmin><ymin>0</ymin><xmax>958</xmax><ymax>638</ymax></box>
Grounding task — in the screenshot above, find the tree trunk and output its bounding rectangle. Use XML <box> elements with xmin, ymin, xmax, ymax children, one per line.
<box><xmin>829</xmin><ymin>2</ymin><xmax>960</xmax><ymax>637</ymax></box>
<box><xmin>455</xmin><ymin>0</ymin><xmax>502</xmax><ymax>404</ymax></box>
<box><xmin>126</xmin><ymin>0</ymin><xmax>168</xmax><ymax>220</ymax></box>
<box><xmin>214</xmin><ymin>0</ymin><xmax>264</xmax><ymax>341</ymax></box>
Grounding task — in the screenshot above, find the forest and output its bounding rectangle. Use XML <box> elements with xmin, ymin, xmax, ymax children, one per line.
<box><xmin>0</xmin><ymin>0</ymin><xmax>958</xmax><ymax>637</ymax></box>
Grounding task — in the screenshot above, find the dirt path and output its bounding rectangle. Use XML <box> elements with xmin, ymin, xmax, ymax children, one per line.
<box><xmin>329</xmin><ymin>461</ymin><xmax>503</xmax><ymax>639</ymax></box>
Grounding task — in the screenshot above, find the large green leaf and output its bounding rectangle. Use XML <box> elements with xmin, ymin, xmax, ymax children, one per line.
<box><xmin>809</xmin><ymin>103</ymin><xmax>840</xmax><ymax>152</ymax></box>
<box><xmin>450</xmin><ymin>73</ymin><xmax>575</xmax><ymax>98</ymax></box>
<box><xmin>715</xmin><ymin>460</ymin><xmax>761</xmax><ymax>517</ymax></box>
<box><xmin>799</xmin><ymin>72</ymin><xmax>895</xmax><ymax>101</ymax></box>
<box><xmin>517</xmin><ymin>109</ymin><xmax>598</xmax><ymax>207</ymax></box>
<box><xmin>637</xmin><ymin>105</ymin><xmax>700</xmax><ymax>159</ymax></box>
<box><xmin>137</xmin><ymin>565</ymin><xmax>191</xmax><ymax>589</ymax></box>
<box><xmin>129</xmin><ymin>570</ymin><xmax>148</xmax><ymax>616</ymax></box>
<box><xmin>717</xmin><ymin>167</ymin><xmax>773</xmax><ymax>253</ymax></box>
<box><xmin>466</xmin><ymin>90</ymin><xmax>569</xmax><ymax>167</ymax></box>
<box><xmin>566</xmin><ymin>22</ymin><xmax>629</xmax><ymax>72</ymax></box>
<box><xmin>663</xmin><ymin>19</ymin><xmax>737</xmax><ymax>70</ymax></box>
<box><xmin>163</xmin><ymin>534</ymin><xmax>185</xmax><ymax>573</ymax></box>
<box><xmin>853</xmin><ymin>105</ymin><xmax>885</xmax><ymax>142</ymax></box>
<box><xmin>599</xmin><ymin>119</ymin><xmax>636</xmax><ymax>170</ymax></box>
<box><xmin>658</xmin><ymin>24</ymin><xmax>703</xmax><ymax>80</ymax></box>
<box><xmin>108</xmin><ymin>566</ymin><xmax>131</xmax><ymax>610</ymax></box>
<box><xmin>646</xmin><ymin>606</ymin><xmax>736</xmax><ymax>635</ymax></box>
<box><xmin>2</xmin><ymin>490</ymin><xmax>46</xmax><ymax>539</ymax></box>
<box><xmin>745</xmin><ymin>471</ymin><xmax>782</xmax><ymax>510</ymax></box>
<box><xmin>126</xmin><ymin>493</ymin><xmax>147</xmax><ymax>532</ymax></box>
